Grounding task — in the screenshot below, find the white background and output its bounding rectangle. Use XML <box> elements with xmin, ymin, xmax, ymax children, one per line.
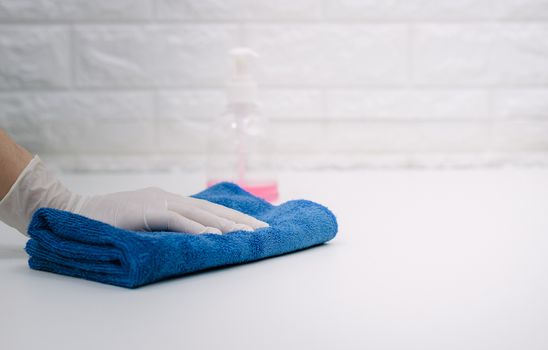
<box><xmin>1</xmin><ymin>0</ymin><xmax>548</xmax><ymax>170</ymax></box>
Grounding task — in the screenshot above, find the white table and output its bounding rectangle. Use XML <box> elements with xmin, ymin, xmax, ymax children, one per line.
<box><xmin>1</xmin><ymin>169</ymin><xmax>548</xmax><ymax>350</ymax></box>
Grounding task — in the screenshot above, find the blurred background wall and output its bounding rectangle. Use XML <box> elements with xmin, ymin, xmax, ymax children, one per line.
<box><xmin>0</xmin><ymin>0</ymin><xmax>547</xmax><ymax>171</ymax></box>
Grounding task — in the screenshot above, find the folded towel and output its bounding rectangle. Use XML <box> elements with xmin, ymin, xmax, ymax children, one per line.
<box><xmin>25</xmin><ymin>182</ymin><xmax>338</xmax><ymax>288</ymax></box>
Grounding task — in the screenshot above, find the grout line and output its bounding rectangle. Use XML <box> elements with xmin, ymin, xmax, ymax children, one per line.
<box><xmin>320</xmin><ymin>88</ymin><xmax>328</xmax><ymax>120</ymax></box>
<box><xmin>68</xmin><ymin>24</ymin><xmax>76</xmax><ymax>88</ymax></box>
<box><xmin>2</xmin><ymin>85</ymin><xmax>548</xmax><ymax>93</ymax></box>
<box><xmin>407</xmin><ymin>22</ymin><xmax>415</xmax><ymax>89</ymax></box>
<box><xmin>151</xmin><ymin>0</ymin><xmax>158</xmax><ymax>22</ymax></box>
<box><xmin>2</xmin><ymin>19</ymin><xmax>548</xmax><ymax>25</ymax></box>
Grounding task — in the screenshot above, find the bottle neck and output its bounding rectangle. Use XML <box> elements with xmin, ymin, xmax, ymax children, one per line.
<box><xmin>226</xmin><ymin>102</ymin><xmax>260</xmax><ymax>116</ymax></box>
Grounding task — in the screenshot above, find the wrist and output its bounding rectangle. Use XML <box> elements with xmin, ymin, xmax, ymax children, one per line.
<box><xmin>0</xmin><ymin>156</ymin><xmax>79</xmax><ymax>235</ymax></box>
<box><xmin>0</xmin><ymin>129</ymin><xmax>33</xmax><ymax>200</ymax></box>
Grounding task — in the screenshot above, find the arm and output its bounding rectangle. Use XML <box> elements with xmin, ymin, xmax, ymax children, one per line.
<box><xmin>0</xmin><ymin>129</ymin><xmax>32</xmax><ymax>199</ymax></box>
<box><xmin>0</xmin><ymin>129</ymin><xmax>268</xmax><ymax>237</ymax></box>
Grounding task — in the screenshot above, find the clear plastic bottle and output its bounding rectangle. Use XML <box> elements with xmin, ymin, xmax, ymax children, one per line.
<box><xmin>206</xmin><ymin>48</ymin><xmax>278</xmax><ymax>202</ymax></box>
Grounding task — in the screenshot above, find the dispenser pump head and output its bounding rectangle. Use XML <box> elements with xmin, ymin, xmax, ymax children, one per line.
<box><xmin>227</xmin><ymin>47</ymin><xmax>259</xmax><ymax>104</ymax></box>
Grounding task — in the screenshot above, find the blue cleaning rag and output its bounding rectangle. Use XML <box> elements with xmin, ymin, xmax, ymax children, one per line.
<box><xmin>25</xmin><ymin>182</ymin><xmax>338</xmax><ymax>288</ymax></box>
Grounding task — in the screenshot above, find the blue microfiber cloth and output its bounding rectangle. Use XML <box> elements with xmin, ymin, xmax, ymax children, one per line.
<box><xmin>24</xmin><ymin>182</ymin><xmax>338</xmax><ymax>288</ymax></box>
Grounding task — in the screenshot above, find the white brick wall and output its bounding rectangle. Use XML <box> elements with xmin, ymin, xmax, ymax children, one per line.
<box><xmin>0</xmin><ymin>0</ymin><xmax>547</xmax><ymax>170</ymax></box>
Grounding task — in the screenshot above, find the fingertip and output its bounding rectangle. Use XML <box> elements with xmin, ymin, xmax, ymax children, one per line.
<box><xmin>253</xmin><ymin>220</ymin><xmax>269</xmax><ymax>229</ymax></box>
<box><xmin>200</xmin><ymin>227</ymin><xmax>222</xmax><ymax>235</ymax></box>
<box><xmin>233</xmin><ymin>223</ymin><xmax>254</xmax><ymax>232</ymax></box>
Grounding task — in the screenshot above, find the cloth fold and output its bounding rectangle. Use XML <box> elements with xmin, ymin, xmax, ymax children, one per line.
<box><xmin>25</xmin><ymin>182</ymin><xmax>338</xmax><ymax>288</ymax></box>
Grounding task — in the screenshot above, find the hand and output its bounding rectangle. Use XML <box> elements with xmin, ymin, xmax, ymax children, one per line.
<box><xmin>0</xmin><ymin>156</ymin><xmax>268</xmax><ymax>236</ymax></box>
<box><xmin>76</xmin><ymin>187</ymin><xmax>268</xmax><ymax>234</ymax></box>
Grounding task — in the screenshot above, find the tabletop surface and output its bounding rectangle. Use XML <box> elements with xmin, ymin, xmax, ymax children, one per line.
<box><xmin>1</xmin><ymin>169</ymin><xmax>548</xmax><ymax>350</ymax></box>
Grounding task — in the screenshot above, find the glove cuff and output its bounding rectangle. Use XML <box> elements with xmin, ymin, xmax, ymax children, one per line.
<box><xmin>0</xmin><ymin>156</ymin><xmax>79</xmax><ymax>236</ymax></box>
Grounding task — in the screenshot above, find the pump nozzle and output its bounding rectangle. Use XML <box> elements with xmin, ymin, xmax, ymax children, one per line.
<box><xmin>230</xmin><ymin>48</ymin><xmax>259</xmax><ymax>78</ymax></box>
<box><xmin>227</xmin><ymin>47</ymin><xmax>259</xmax><ymax>104</ymax></box>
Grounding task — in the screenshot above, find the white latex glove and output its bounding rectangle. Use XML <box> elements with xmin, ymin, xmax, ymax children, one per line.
<box><xmin>0</xmin><ymin>156</ymin><xmax>268</xmax><ymax>237</ymax></box>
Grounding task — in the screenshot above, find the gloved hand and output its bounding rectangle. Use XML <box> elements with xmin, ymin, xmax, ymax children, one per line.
<box><xmin>0</xmin><ymin>156</ymin><xmax>268</xmax><ymax>236</ymax></box>
<box><xmin>76</xmin><ymin>187</ymin><xmax>268</xmax><ymax>234</ymax></box>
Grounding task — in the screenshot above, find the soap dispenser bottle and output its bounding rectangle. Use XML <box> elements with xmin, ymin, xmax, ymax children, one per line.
<box><xmin>206</xmin><ymin>48</ymin><xmax>278</xmax><ymax>202</ymax></box>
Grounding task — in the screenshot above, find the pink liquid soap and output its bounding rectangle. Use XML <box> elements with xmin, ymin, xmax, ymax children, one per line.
<box><xmin>207</xmin><ymin>179</ymin><xmax>279</xmax><ymax>203</ymax></box>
